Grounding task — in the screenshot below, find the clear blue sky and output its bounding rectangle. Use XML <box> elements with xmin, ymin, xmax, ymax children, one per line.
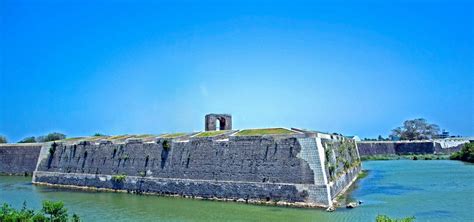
<box><xmin>1</xmin><ymin>0</ymin><xmax>473</xmax><ymax>142</ymax></box>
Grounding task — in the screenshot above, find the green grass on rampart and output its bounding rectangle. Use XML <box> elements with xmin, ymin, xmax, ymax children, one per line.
<box><xmin>160</xmin><ymin>133</ymin><xmax>187</xmax><ymax>138</ymax></box>
<box><xmin>361</xmin><ymin>154</ymin><xmax>449</xmax><ymax>161</ymax></box>
<box><xmin>236</xmin><ymin>128</ymin><xmax>295</xmax><ymax>136</ymax></box>
<box><xmin>195</xmin><ymin>131</ymin><xmax>228</xmax><ymax>137</ymax></box>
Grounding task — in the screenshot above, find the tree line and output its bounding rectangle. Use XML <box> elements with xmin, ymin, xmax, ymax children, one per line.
<box><xmin>0</xmin><ymin>132</ymin><xmax>66</xmax><ymax>144</ymax></box>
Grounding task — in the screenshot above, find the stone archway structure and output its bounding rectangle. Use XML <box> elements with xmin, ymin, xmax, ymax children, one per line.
<box><xmin>205</xmin><ymin>114</ymin><xmax>232</xmax><ymax>131</ymax></box>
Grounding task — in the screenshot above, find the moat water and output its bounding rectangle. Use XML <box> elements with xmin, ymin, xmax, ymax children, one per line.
<box><xmin>1</xmin><ymin>160</ymin><xmax>473</xmax><ymax>221</ymax></box>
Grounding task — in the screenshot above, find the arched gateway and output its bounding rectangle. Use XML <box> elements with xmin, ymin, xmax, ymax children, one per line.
<box><xmin>205</xmin><ymin>114</ymin><xmax>232</xmax><ymax>131</ymax></box>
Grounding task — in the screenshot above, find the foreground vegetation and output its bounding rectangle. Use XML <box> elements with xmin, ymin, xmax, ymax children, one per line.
<box><xmin>0</xmin><ymin>201</ymin><xmax>80</xmax><ymax>222</ymax></box>
<box><xmin>450</xmin><ymin>142</ymin><xmax>474</xmax><ymax>163</ymax></box>
<box><xmin>376</xmin><ymin>215</ymin><xmax>415</xmax><ymax>222</ymax></box>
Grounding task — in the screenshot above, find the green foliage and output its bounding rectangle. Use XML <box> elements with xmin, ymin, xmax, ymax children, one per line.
<box><xmin>328</xmin><ymin>164</ymin><xmax>335</xmax><ymax>180</ymax></box>
<box><xmin>18</xmin><ymin>136</ymin><xmax>37</xmax><ymax>143</ymax></box>
<box><xmin>343</xmin><ymin>160</ymin><xmax>351</xmax><ymax>170</ymax></box>
<box><xmin>42</xmin><ymin>201</ymin><xmax>68</xmax><ymax>222</ymax></box>
<box><xmin>0</xmin><ymin>200</ymin><xmax>80</xmax><ymax>222</ymax></box>
<box><xmin>196</xmin><ymin>131</ymin><xmax>228</xmax><ymax>137</ymax></box>
<box><xmin>357</xmin><ymin>170</ymin><xmax>369</xmax><ymax>180</ymax></box>
<box><xmin>160</xmin><ymin>133</ymin><xmax>186</xmax><ymax>138</ymax></box>
<box><xmin>375</xmin><ymin>215</ymin><xmax>415</xmax><ymax>222</ymax></box>
<box><xmin>0</xmin><ymin>136</ymin><xmax>7</xmax><ymax>143</ymax></box>
<box><xmin>49</xmin><ymin>146</ymin><xmax>56</xmax><ymax>156</ymax></box>
<box><xmin>92</xmin><ymin>133</ymin><xmax>108</xmax><ymax>137</ymax></box>
<box><xmin>391</xmin><ymin>118</ymin><xmax>440</xmax><ymax>140</ymax></box>
<box><xmin>450</xmin><ymin>142</ymin><xmax>474</xmax><ymax>163</ymax></box>
<box><xmin>111</xmin><ymin>174</ymin><xmax>127</xmax><ymax>182</ymax></box>
<box><xmin>38</xmin><ymin>133</ymin><xmax>66</xmax><ymax>142</ymax></box>
<box><xmin>162</xmin><ymin>140</ymin><xmax>170</xmax><ymax>150</ymax></box>
<box><xmin>236</xmin><ymin>128</ymin><xmax>295</xmax><ymax>136</ymax></box>
<box><xmin>139</xmin><ymin>171</ymin><xmax>146</xmax><ymax>177</ymax></box>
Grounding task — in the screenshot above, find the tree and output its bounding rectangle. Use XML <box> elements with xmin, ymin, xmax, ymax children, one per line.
<box><xmin>0</xmin><ymin>200</ymin><xmax>79</xmax><ymax>222</ymax></box>
<box><xmin>42</xmin><ymin>200</ymin><xmax>68</xmax><ymax>222</ymax></box>
<box><xmin>18</xmin><ymin>136</ymin><xmax>37</xmax><ymax>143</ymax></box>
<box><xmin>37</xmin><ymin>133</ymin><xmax>66</xmax><ymax>142</ymax></box>
<box><xmin>0</xmin><ymin>136</ymin><xmax>6</xmax><ymax>143</ymax></box>
<box><xmin>450</xmin><ymin>142</ymin><xmax>474</xmax><ymax>163</ymax></box>
<box><xmin>391</xmin><ymin>118</ymin><xmax>440</xmax><ymax>140</ymax></box>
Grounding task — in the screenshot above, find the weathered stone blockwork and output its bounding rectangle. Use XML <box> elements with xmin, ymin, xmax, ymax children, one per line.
<box><xmin>33</xmin><ymin>132</ymin><xmax>361</xmax><ymax>208</ymax></box>
<box><xmin>0</xmin><ymin>144</ymin><xmax>42</xmax><ymax>175</ymax></box>
<box><xmin>357</xmin><ymin>140</ymin><xmax>468</xmax><ymax>157</ymax></box>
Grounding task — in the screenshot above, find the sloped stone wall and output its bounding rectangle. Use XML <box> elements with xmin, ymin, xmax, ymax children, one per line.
<box><xmin>357</xmin><ymin>140</ymin><xmax>467</xmax><ymax>157</ymax></box>
<box><xmin>33</xmin><ymin>133</ymin><xmax>361</xmax><ymax>208</ymax></box>
<box><xmin>0</xmin><ymin>144</ymin><xmax>42</xmax><ymax>175</ymax></box>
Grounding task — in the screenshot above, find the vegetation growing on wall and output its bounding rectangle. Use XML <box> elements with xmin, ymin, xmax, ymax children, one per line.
<box><xmin>111</xmin><ymin>174</ymin><xmax>127</xmax><ymax>182</ymax></box>
<box><xmin>450</xmin><ymin>142</ymin><xmax>474</xmax><ymax>163</ymax></box>
<box><xmin>0</xmin><ymin>201</ymin><xmax>80</xmax><ymax>222</ymax></box>
<box><xmin>323</xmin><ymin>138</ymin><xmax>360</xmax><ymax>182</ymax></box>
<box><xmin>162</xmin><ymin>140</ymin><xmax>170</xmax><ymax>150</ymax></box>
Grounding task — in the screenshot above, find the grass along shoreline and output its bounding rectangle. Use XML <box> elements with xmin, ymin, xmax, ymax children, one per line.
<box><xmin>361</xmin><ymin>154</ymin><xmax>450</xmax><ymax>161</ymax></box>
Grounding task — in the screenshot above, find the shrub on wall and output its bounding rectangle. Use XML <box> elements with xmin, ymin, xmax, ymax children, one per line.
<box><xmin>162</xmin><ymin>140</ymin><xmax>170</xmax><ymax>150</ymax></box>
<box><xmin>111</xmin><ymin>174</ymin><xmax>127</xmax><ymax>182</ymax></box>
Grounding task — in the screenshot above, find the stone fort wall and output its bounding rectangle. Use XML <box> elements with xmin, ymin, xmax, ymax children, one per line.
<box><xmin>32</xmin><ymin>132</ymin><xmax>361</xmax><ymax>208</ymax></box>
<box><xmin>357</xmin><ymin>140</ymin><xmax>468</xmax><ymax>157</ymax></box>
<box><xmin>0</xmin><ymin>144</ymin><xmax>42</xmax><ymax>175</ymax></box>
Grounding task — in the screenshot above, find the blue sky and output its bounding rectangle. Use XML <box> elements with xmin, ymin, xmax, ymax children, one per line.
<box><xmin>1</xmin><ymin>0</ymin><xmax>473</xmax><ymax>142</ymax></box>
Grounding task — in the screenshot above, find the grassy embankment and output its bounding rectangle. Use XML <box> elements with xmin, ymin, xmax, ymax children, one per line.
<box><xmin>361</xmin><ymin>154</ymin><xmax>449</xmax><ymax>161</ymax></box>
<box><xmin>236</xmin><ymin>128</ymin><xmax>295</xmax><ymax>136</ymax></box>
<box><xmin>195</xmin><ymin>131</ymin><xmax>229</xmax><ymax>137</ymax></box>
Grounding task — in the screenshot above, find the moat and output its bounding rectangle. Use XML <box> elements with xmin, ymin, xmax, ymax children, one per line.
<box><xmin>1</xmin><ymin>160</ymin><xmax>472</xmax><ymax>221</ymax></box>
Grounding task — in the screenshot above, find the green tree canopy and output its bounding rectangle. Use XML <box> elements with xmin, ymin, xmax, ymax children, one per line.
<box><xmin>450</xmin><ymin>142</ymin><xmax>474</xmax><ymax>163</ymax></box>
<box><xmin>0</xmin><ymin>136</ymin><xmax>7</xmax><ymax>144</ymax></box>
<box><xmin>37</xmin><ymin>133</ymin><xmax>66</xmax><ymax>142</ymax></box>
<box><xmin>391</xmin><ymin>118</ymin><xmax>440</xmax><ymax>140</ymax></box>
<box><xmin>18</xmin><ymin>136</ymin><xmax>37</xmax><ymax>143</ymax></box>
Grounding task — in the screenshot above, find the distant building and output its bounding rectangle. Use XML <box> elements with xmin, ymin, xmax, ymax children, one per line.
<box><xmin>389</xmin><ymin>135</ymin><xmax>400</xmax><ymax>141</ymax></box>
<box><xmin>434</xmin><ymin>130</ymin><xmax>450</xmax><ymax>139</ymax></box>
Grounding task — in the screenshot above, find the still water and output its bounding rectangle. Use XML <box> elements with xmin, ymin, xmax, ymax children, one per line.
<box><xmin>1</xmin><ymin>160</ymin><xmax>473</xmax><ymax>221</ymax></box>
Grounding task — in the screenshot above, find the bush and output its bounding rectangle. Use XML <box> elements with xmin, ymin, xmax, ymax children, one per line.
<box><xmin>0</xmin><ymin>136</ymin><xmax>7</xmax><ymax>143</ymax></box>
<box><xmin>0</xmin><ymin>200</ymin><xmax>80</xmax><ymax>222</ymax></box>
<box><xmin>18</xmin><ymin>136</ymin><xmax>36</xmax><ymax>143</ymax></box>
<box><xmin>376</xmin><ymin>215</ymin><xmax>415</xmax><ymax>222</ymax></box>
<box><xmin>450</xmin><ymin>142</ymin><xmax>474</xmax><ymax>163</ymax></box>
<box><xmin>37</xmin><ymin>133</ymin><xmax>66</xmax><ymax>142</ymax></box>
<box><xmin>111</xmin><ymin>174</ymin><xmax>127</xmax><ymax>182</ymax></box>
<box><xmin>93</xmin><ymin>133</ymin><xmax>108</xmax><ymax>137</ymax></box>
<box><xmin>162</xmin><ymin>140</ymin><xmax>170</xmax><ymax>150</ymax></box>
